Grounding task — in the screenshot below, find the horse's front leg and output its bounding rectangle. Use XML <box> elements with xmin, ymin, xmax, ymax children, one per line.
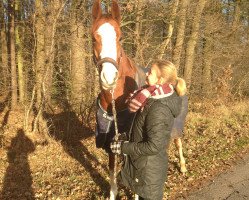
<box><xmin>174</xmin><ymin>138</ymin><xmax>187</xmax><ymax>173</ymax></box>
<box><xmin>109</xmin><ymin>152</ymin><xmax>118</xmax><ymax>200</ymax></box>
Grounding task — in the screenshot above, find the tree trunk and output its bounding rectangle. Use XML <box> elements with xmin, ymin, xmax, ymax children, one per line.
<box><xmin>133</xmin><ymin>0</ymin><xmax>143</xmax><ymax>63</ymax></box>
<box><xmin>0</xmin><ymin>2</ymin><xmax>9</xmax><ymax>91</ymax></box>
<box><xmin>183</xmin><ymin>0</ymin><xmax>206</xmax><ymax>88</ymax></box>
<box><xmin>70</xmin><ymin>1</ymin><xmax>87</xmax><ymax>113</ymax></box>
<box><xmin>172</xmin><ymin>0</ymin><xmax>189</xmax><ymax>70</ymax></box>
<box><xmin>44</xmin><ymin>5</ymin><xmax>53</xmax><ymax>105</ymax></box>
<box><xmin>9</xmin><ymin>0</ymin><xmax>18</xmax><ymax>108</ymax></box>
<box><xmin>43</xmin><ymin>0</ymin><xmax>61</xmax><ymax>106</ymax></box>
<box><xmin>35</xmin><ymin>0</ymin><xmax>45</xmax><ymax>107</ymax></box>
<box><xmin>32</xmin><ymin>0</ymin><xmax>46</xmax><ymax>133</ymax></box>
<box><xmin>15</xmin><ymin>1</ymin><xmax>26</xmax><ymax>104</ymax></box>
<box><xmin>158</xmin><ymin>0</ymin><xmax>179</xmax><ymax>59</ymax></box>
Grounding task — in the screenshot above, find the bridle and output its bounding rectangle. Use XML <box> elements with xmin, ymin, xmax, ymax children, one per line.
<box><xmin>93</xmin><ymin>47</ymin><xmax>123</xmax><ymax>72</ymax></box>
<box><xmin>96</xmin><ymin>57</ymin><xmax>119</xmax><ymax>70</ymax></box>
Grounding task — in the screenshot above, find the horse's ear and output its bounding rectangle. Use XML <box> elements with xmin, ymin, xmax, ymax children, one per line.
<box><xmin>92</xmin><ymin>0</ymin><xmax>102</xmax><ymax>22</ymax></box>
<box><xmin>111</xmin><ymin>0</ymin><xmax>121</xmax><ymax>24</ymax></box>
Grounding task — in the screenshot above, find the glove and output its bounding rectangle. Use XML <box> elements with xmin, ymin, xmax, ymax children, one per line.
<box><xmin>110</xmin><ymin>140</ymin><xmax>123</xmax><ymax>154</ymax></box>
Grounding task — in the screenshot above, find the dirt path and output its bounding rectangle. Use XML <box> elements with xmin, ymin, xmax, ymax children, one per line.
<box><xmin>179</xmin><ymin>153</ymin><xmax>249</xmax><ymax>200</ymax></box>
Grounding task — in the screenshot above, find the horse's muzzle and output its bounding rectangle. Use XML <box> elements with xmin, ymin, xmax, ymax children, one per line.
<box><xmin>96</xmin><ymin>57</ymin><xmax>119</xmax><ymax>90</ymax></box>
<box><xmin>100</xmin><ymin>75</ymin><xmax>118</xmax><ymax>90</ymax></box>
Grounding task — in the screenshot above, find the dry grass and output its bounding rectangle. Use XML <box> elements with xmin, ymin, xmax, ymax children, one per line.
<box><xmin>0</xmin><ymin>99</ymin><xmax>249</xmax><ymax>200</ymax></box>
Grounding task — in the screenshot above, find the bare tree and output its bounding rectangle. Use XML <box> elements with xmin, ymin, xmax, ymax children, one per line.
<box><xmin>158</xmin><ymin>0</ymin><xmax>179</xmax><ymax>59</ymax></box>
<box><xmin>70</xmin><ymin>0</ymin><xmax>87</xmax><ymax>112</ymax></box>
<box><xmin>32</xmin><ymin>0</ymin><xmax>67</xmax><ymax>133</ymax></box>
<box><xmin>43</xmin><ymin>0</ymin><xmax>62</xmax><ymax>105</ymax></box>
<box><xmin>183</xmin><ymin>0</ymin><xmax>207</xmax><ymax>88</ymax></box>
<box><xmin>34</xmin><ymin>0</ymin><xmax>45</xmax><ymax>108</ymax></box>
<box><xmin>0</xmin><ymin>1</ymin><xmax>9</xmax><ymax>92</ymax></box>
<box><xmin>132</xmin><ymin>0</ymin><xmax>144</xmax><ymax>64</ymax></box>
<box><xmin>172</xmin><ymin>0</ymin><xmax>189</xmax><ymax>70</ymax></box>
<box><xmin>15</xmin><ymin>0</ymin><xmax>26</xmax><ymax>104</ymax></box>
<box><xmin>8</xmin><ymin>0</ymin><xmax>18</xmax><ymax>108</ymax></box>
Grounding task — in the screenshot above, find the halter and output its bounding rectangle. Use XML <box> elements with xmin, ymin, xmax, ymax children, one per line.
<box><xmin>94</xmin><ymin>48</ymin><xmax>123</xmax><ymax>71</ymax></box>
<box><xmin>96</xmin><ymin>57</ymin><xmax>119</xmax><ymax>70</ymax></box>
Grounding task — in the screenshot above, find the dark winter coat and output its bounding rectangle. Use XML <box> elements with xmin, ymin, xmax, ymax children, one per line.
<box><xmin>119</xmin><ymin>92</ymin><xmax>182</xmax><ymax>200</ymax></box>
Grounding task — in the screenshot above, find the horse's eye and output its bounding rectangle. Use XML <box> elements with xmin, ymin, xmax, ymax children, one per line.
<box><xmin>119</xmin><ymin>37</ymin><xmax>122</xmax><ymax>41</ymax></box>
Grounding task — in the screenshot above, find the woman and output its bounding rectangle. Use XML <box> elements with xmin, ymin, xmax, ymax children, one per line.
<box><xmin>111</xmin><ymin>60</ymin><xmax>187</xmax><ymax>200</ymax></box>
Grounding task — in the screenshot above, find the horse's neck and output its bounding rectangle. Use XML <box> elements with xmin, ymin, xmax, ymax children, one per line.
<box><xmin>120</xmin><ymin>48</ymin><xmax>146</xmax><ymax>88</ymax></box>
<box><xmin>120</xmin><ymin>51</ymin><xmax>136</xmax><ymax>78</ymax></box>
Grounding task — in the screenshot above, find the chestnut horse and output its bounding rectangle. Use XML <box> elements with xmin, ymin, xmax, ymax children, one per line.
<box><xmin>92</xmin><ymin>0</ymin><xmax>145</xmax><ymax>199</ymax></box>
<box><xmin>92</xmin><ymin>0</ymin><xmax>187</xmax><ymax>199</ymax></box>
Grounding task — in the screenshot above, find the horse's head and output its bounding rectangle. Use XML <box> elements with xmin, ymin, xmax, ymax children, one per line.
<box><xmin>92</xmin><ymin>0</ymin><xmax>122</xmax><ymax>90</ymax></box>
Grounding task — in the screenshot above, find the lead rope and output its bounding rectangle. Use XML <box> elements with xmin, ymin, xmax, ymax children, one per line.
<box><xmin>110</xmin><ymin>89</ymin><xmax>119</xmax><ymax>141</ymax></box>
<box><xmin>110</xmin><ymin>89</ymin><xmax>119</xmax><ymax>187</ymax></box>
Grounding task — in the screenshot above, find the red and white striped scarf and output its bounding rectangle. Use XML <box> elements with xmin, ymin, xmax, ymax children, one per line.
<box><xmin>128</xmin><ymin>83</ymin><xmax>174</xmax><ymax>112</ymax></box>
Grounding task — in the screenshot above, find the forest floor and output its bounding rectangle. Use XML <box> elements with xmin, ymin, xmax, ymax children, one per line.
<box><xmin>0</xmin><ymin>96</ymin><xmax>249</xmax><ymax>200</ymax></box>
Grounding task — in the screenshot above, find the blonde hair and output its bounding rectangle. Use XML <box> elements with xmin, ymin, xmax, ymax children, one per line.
<box><xmin>153</xmin><ymin>60</ymin><xmax>187</xmax><ymax>96</ymax></box>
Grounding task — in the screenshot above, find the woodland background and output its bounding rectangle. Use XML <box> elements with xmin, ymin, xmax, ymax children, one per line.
<box><xmin>0</xmin><ymin>0</ymin><xmax>249</xmax><ymax>199</ymax></box>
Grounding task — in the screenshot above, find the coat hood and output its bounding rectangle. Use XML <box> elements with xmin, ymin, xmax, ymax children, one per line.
<box><xmin>149</xmin><ymin>91</ymin><xmax>182</xmax><ymax>118</ymax></box>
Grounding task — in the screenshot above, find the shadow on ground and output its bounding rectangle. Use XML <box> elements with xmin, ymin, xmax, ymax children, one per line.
<box><xmin>43</xmin><ymin>100</ymin><xmax>113</xmax><ymax>198</ymax></box>
<box><xmin>0</xmin><ymin>129</ymin><xmax>35</xmax><ymax>200</ymax></box>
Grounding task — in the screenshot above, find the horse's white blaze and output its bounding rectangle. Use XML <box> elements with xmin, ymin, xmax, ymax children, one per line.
<box><xmin>97</xmin><ymin>23</ymin><xmax>118</xmax><ymax>87</ymax></box>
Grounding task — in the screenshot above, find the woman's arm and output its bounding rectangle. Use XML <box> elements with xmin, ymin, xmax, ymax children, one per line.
<box><xmin>122</xmin><ymin>103</ymin><xmax>172</xmax><ymax>156</ymax></box>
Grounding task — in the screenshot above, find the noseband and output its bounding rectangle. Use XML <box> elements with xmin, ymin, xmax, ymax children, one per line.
<box><xmin>96</xmin><ymin>57</ymin><xmax>119</xmax><ymax>70</ymax></box>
